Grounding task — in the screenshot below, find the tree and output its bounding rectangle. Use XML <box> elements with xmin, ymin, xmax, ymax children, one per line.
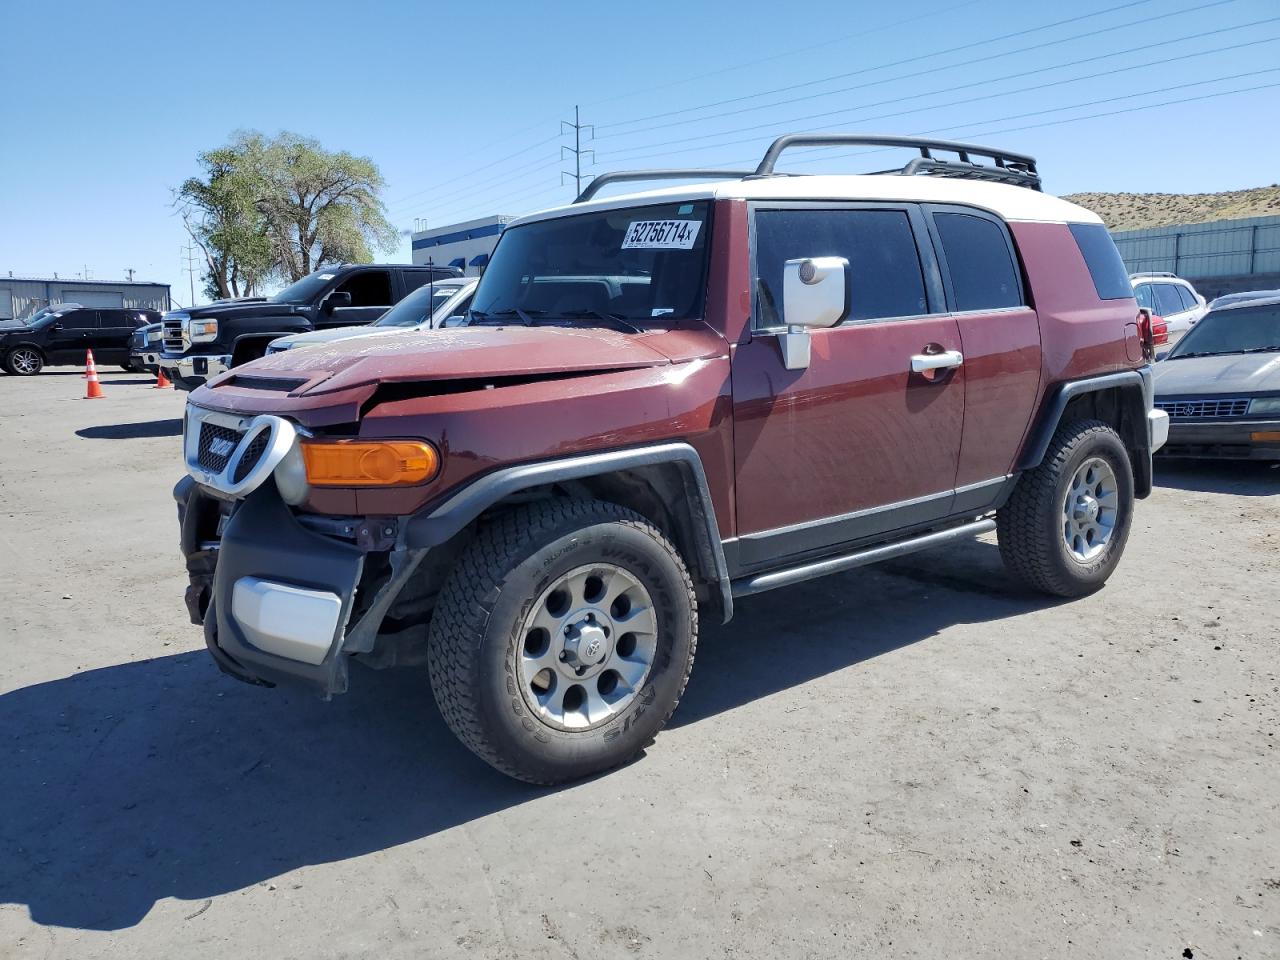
<box><xmin>175</xmin><ymin>145</ymin><xmax>272</xmax><ymax>300</ymax></box>
<box><xmin>243</xmin><ymin>131</ymin><xmax>399</xmax><ymax>282</ymax></box>
<box><xmin>176</xmin><ymin>131</ymin><xmax>398</xmax><ymax>299</ymax></box>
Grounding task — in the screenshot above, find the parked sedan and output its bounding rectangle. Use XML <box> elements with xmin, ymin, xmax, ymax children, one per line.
<box><xmin>1153</xmin><ymin>295</ymin><xmax>1280</xmax><ymax>460</ymax></box>
<box><xmin>266</xmin><ymin>278</ymin><xmax>477</xmax><ymax>355</ymax></box>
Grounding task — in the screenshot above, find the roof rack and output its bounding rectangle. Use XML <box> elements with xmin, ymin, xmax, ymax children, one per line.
<box><xmin>1129</xmin><ymin>271</ymin><xmax>1179</xmax><ymax>279</ymax></box>
<box><xmin>575</xmin><ymin>169</ymin><xmax>756</xmax><ymax>203</ymax></box>
<box><xmin>571</xmin><ymin>134</ymin><xmax>1041</xmax><ymax>204</ymax></box>
<box><xmin>752</xmin><ymin>134</ymin><xmax>1040</xmax><ymax>190</ymax></box>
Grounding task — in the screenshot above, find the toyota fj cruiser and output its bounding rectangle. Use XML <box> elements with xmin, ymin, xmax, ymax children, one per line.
<box><xmin>173</xmin><ymin>134</ymin><xmax>1170</xmax><ymax>784</ymax></box>
<box><xmin>158</xmin><ymin>263</ymin><xmax>461</xmax><ymax>391</ymax></box>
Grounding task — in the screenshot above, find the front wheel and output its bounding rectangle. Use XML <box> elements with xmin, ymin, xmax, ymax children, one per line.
<box><xmin>4</xmin><ymin>347</ymin><xmax>44</xmax><ymax>376</ymax></box>
<box><xmin>997</xmin><ymin>419</ymin><xmax>1134</xmax><ymax>597</ymax></box>
<box><xmin>427</xmin><ymin>498</ymin><xmax>698</xmax><ymax>784</ymax></box>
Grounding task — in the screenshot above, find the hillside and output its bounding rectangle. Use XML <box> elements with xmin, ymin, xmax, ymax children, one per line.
<box><xmin>1062</xmin><ymin>185</ymin><xmax>1280</xmax><ymax>232</ymax></box>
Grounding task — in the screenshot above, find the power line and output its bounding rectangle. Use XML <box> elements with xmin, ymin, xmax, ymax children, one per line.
<box><xmin>597</xmin><ymin>0</ymin><xmax>1181</xmax><ymax>131</ymax></box>
<box><xmin>385</xmin><ymin>132</ymin><xmax>562</xmax><ymax>209</ymax></box>
<box><xmin>389</xmin><ymin>154</ymin><xmax>561</xmax><ymax>219</ymax></box>
<box><xmin>597</xmin><ymin>29</ymin><xmax>1280</xmax><ymax>166</ymax></box>
<box><xmin>598</xmin><ymin>9</ymin><xmax>1271</xmax><ymax>151</ymax></box>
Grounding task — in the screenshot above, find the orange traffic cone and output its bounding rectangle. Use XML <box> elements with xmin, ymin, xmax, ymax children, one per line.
<box><xmin>84</xmin><ymin>350</ymin><xmax>104</xmax><ymax>399</ymax></box>
<box><xmin>154</xmin><ymin>366</ymin><xmax>172</xmax><ymax>389</ymax></box>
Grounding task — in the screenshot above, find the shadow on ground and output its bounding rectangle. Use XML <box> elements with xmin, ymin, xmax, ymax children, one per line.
<box><xmin>0</xmin><ymin>538</ymin><xmax>1050</xmax><ymax>930</ymax></box>
<box><xmin>1153</xmin><ymin>458</ymin><xmax>1279</xmax><ymax>496</ymax></box>
<box><xmin>76</xmin><ymin>418</ymin><xmax>183</xmax><ymax>440</ymax></box>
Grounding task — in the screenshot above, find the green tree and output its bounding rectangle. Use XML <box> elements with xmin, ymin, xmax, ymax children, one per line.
<box><xmin>243</xmin><ymin>131</ymin><xmax>399</xmax><ymax>281</ymax></box>
<box><xmin>175</xmin><ymin>146</ymin><xmax>272</xmax><ymax>300</ymax></box>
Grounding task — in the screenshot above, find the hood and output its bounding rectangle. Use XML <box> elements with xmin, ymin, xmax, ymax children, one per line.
<box><xmin>0</xmin><ymin>319</ymin><xmax>31</xmax><ymax>332</ymax></box>
<box><xmin>274</xmin><ymin>324</ymin><xmax>404</xmax><ymax>350</ymax></box>
<box><xmin>192</xmin><ymin>323</ymin><xmax>727</xmax><ymax>422</ymax></box>
<box><xmin>183</xmin><ymin>299</ymin><xmax>301</xmax><ymax>320</ymax></box>
<box><xmin>1154</xmin><ymin>351</ymin><xmax>1280</xmax><ymax>396</ymax></box>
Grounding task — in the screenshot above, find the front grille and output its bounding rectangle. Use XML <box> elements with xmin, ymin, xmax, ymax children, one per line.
<box><xmin>197</xmin><ymin>422</ymin><xmax>244</xmax><ymax>474</ymax></box>
<box><xmin>1155</xmin><ymin>397</ymin><xmax>1251</xmax><ymax>420</ymax></box>
<box><xmin>163</xmin><ymin>319</ymin><xmax>185</xmax><ymax>354</ymax></box>
<box><xmin>231</xmin><ymin>430</ymin><xmax>270</xmax><ymax>483</ymax></box>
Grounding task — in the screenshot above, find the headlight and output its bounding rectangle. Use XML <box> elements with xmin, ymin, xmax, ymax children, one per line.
<box><xmin>1249</xmin><ymin>397</ymin><xmax>1280</xmax><ymax>415</ymax></box>
<box><xmin>183</xmin><ymin>318</ymin><xmax>218</xmax><ymax>343</ymax></box>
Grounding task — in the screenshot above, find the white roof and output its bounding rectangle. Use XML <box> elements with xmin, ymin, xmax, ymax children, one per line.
<box><xmin>515</xmin><ymin>174</ymin><xmax>1101</xmax><ymax>228</ymax></box>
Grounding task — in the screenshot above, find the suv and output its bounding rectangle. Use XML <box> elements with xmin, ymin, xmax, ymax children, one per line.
<box><xmin>1131</xmin><ymin>272</ymin><xmax>1206</xmax><ymax>346</ymax></box>
<box><xmin>0</xmin><ymin>304</ymin><xmax>160</xmax><ymax>375</ymax></box>
<box><xmin>172</xmin><ymin>134</ymin><xmax>1169</xmax><ymax>785</ymax></box>
<box><xmin>157</xmin><ymin>263</ymin><xmax>462</xmax><ymax>391</ymax></box>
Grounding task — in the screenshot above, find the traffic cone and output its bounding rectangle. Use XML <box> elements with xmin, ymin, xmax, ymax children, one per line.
<box><xmin>84</xmin><ymin>350</ymin><xmax>104</xmax><ymax>399</ymax></box>
<box><xmin>154</xmin><ymin>366</ymin><xmax>172</xmax><ymax>389</ymax></box>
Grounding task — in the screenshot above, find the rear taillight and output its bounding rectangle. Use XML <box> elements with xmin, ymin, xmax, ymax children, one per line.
<box><xmin>1136</xmin><ymin>308</ymin><xmax>1156</xmax><ymax>360</ymax></box>
<box><xmin>1151</xmin><ymin>315</ymin><xmax>1169</xmax><ymax>346</ymax></box>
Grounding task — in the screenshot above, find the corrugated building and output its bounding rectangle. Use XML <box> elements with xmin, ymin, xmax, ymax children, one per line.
<box><xmin>1111</xmin><ymin>215</ymin><xmax>1280</xmax><ymax>298</ymax></box>
<box><xmin>0</xmin><ymin>275</ymin><xmax>171</xmax><ymax>321</ymax></box>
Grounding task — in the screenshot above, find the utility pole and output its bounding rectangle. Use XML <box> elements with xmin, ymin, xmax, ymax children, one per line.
<box><xmin>561</xmin><ymin>105</ymin><xmax>594</xmax><ymax>197</ymax></box>
<box><xmin>181</xmin><ymin>243</ymin><xmax>198</xmax><ymax>306</ymax></box>
<box><xmin>125</xmin><ymin>268</ymin><xmax>135</xmax><ymax>282</ymax></box>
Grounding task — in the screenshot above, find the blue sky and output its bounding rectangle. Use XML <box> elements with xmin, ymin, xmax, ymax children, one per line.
<box><xmin>3</xmin><ymin>0</ymin><xmax>1278</xmax><ymax>305</ymax></box>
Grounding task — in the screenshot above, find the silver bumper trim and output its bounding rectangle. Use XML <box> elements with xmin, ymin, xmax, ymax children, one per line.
<box><xmin>231</xmin><ymin>576</ymin><xmax>342</xmax><ymax>665</ymax></box>
<box><xmin>1148</xmin><ymin>408</ymin><xmax>1170</xmax><ymax>453</ymax></box>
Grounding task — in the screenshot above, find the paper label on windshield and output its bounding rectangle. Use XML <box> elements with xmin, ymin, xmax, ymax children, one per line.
<box><xmin>622</xmin><ymin>220</ymin><xmax>702</xmax><ymax>250</ymax></box>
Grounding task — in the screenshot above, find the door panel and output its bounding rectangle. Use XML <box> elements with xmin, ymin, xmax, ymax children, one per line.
<box><xmin>47</xmin><ymin>310</ymin><xmax>96</xmax><ymax>363</ymax></box>
<box><xmin>731</xmin><ymin>315</ymin><xmax>964</xmax><ymax>564</ymax></box>
<box><xmin>95</xmin><ymin>310</ymin><xmax>135</xmax><ymax>363</ymax></box>
<box><xmin>954</xmin><ymin>308</ymin><xmax>1041</xmax><ymax>486</ymax></box>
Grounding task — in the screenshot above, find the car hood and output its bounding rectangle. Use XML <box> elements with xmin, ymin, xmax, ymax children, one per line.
<box><xmin>1154</xmin><ymin>351</ymin><xmax>1280</xmax><ymax>396</ymax></box>
<box><xmin>275</xmin><ymin>324</ymin><xmax>408</xmax><ymax>349</ymax></box>
<box><xmin>0</xmin><ymin>319</ymin><xmax>33</xmax><ymax>332</ymax></box>
<box><xmin>193</xmin><ymin>323</ymin><xmax>727</xmax><ymax>423</ymax></box>
<box><xmin>184</xmin><ymin>299</ymin><xmax>302</xmax><ymax>320</ymax></box>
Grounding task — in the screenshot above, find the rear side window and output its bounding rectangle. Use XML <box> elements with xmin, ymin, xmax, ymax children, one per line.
<box><xmin>1154</xmin><ymin>284</ymin><xmax>1185</xmax><ymax>316</ymax></box>
<box><xmin>754</xmin><ymin>208</ymin><xmax>928</xmax><ymax>326</ymax></box>
<box><xmin>933</xmin><ymin>212</ymin><xmax>1023</xmax><ymax>311</ymax></box>
<box><xmin>1175</xmin><ymin>285</ymin><xmax>1198</xmax><ymax>311</ymax></box>
<box><xmin>1069</xmin><ymin>223</ymin><xmax>1132</xmax><ymax>300</ymax></box>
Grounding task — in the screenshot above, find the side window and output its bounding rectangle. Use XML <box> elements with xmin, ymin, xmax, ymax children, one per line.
<box><xmin>1154</xmin><ymin>284</ymin><xmax>1185</xmax><ymax>316</ymax></box>
<box><xmin>337</xmin><ymin>270</ymin><xmax>393</xmax><ymax>307</ymax></box>
<box><xmin>933</xmin><ymin>212</ymin><xmax>1023</xmax><ymax>310</ymax></box>
<box><xmin>1134</xmin><ymin>283</ymin><xmax>1156</xmax><ymax>310</ymax></box>
<box><xmin>401</xmin><ymin>271</ymin><xmax>443</xmax><ymax>295</ymax></box>
<box><xmin>1175</xmin><ymin>285</ymin><xmax>1198</xmax><ymax>311</ymax></box>
<box><xmin>1068</xmin><ymin>223</ymin><xmax>1133</xmax><ymax>300</ymax></box>
<box><xmin>59</xmin><ymin>310</ymin><xmax>98</xmax><ymax>330</ymax></box>
<box><xmin>754</xmin><ymin>208</ymin><xmax>928</xmax><ymax>327</ymax></box>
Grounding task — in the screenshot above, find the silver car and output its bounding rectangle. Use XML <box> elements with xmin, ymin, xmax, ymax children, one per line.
<box><xmin>1153</xmin><ymin>295</ymin><xmax>1280</xmax><ymax>460</ymax></box>
<box><xmin>266</xmin><ymin>278</ymin><xmax>477</xmax><ymax>355</ymax></box>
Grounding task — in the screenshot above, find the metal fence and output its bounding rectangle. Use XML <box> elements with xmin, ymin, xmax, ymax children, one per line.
<box><xmin>1111</xmin><ymin>215</ymin><xmax>1280</xmax><ymax>280</ymax></box>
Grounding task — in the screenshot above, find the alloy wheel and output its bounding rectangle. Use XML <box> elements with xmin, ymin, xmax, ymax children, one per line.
<box><xmin>1061</xmin><ymin>456</ymin><xmax>1119</xmax><ymax>563</ymax></box>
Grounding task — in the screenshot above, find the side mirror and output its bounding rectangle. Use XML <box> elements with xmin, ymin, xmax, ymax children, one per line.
<box><xmin>779</xmin><ymin>257</ymin><xmax>849</xmax><ymax>370</ymax></box>
<box><xmin>326</xmin><ymin>291</ymin><xmax>353</xmax><ymax>313</ymax></box>
<box><xmin>51</xmin><ymin>322</ymin><xmax>63</xmax><ymax>331</ymax></box>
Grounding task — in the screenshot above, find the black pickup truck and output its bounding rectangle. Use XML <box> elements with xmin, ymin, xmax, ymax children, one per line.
<box><xmin>158</xmin><ymin>263</ymin><xmax>461</xmax><ymax>390</ymax></box>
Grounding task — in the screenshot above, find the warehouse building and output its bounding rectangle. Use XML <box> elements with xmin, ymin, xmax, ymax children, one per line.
<box><xmin>1111</xmin><ymin>215</ymin><xmax>1280</xmax><ymax>300</ymax></box>
<box><xmin>410</xmin><ymin>216</ymin><xmax>513</xmax><ymax>275</ymax></box>
<box><xmin>0</xmin><ymin>275</ymin><xmax>171</xmax><ymax>321</ymax></box>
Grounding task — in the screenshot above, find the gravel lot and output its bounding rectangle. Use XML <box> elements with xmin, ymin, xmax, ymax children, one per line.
<box><xmin>1</xmin><ymin>370</ymin><xmax>1277</xmax><ymax>960</ymax></box>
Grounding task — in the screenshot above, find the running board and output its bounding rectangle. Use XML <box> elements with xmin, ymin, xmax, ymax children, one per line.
<box><xmin>730</xmin><ymin>518</ymin><xmax>996</xmax><ymax>598</ymax></box>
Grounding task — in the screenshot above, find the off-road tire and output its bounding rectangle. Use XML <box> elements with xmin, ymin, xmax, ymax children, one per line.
<box><xmin>427</xmin><ymin>498</ymin><xmax>698</xmax><ymax>784</ymax></box>
<box><xmin>4</xmin><ymin>347</ymin><xmax>44</xmax><ymax>376</ymax></box>
<box><xmin>997</xmin><ymin>419</ymin><xmax>1134</xmax><ymax>598</ymax></box>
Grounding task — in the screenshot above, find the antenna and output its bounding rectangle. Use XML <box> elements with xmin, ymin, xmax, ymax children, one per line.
<box><xmin>561</xmin><ymin>105</ymin><xmax>595</xmax><ymax>196</ymax></box>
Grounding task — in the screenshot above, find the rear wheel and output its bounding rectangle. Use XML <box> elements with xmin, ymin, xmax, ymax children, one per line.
<box><xmin>997</xmin><ymin>419</ymin><xmax>1134</xmax><ymax>597</ymax></box>
<box><xmin>4</xmin><ymin>347</ymin><xmax>43</xmax><ymax>376</ymax></box>
<box><xmin>427</xmin><ymin>498</ymin><xmax>697</xmax><ymax>784</ymax></box>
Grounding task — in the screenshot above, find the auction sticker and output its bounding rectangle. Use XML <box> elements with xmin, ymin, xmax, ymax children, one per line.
<box><xmin>622</xmin><ymin>220</ymin><xmax>702</xmax><ymax>250</ymax></box>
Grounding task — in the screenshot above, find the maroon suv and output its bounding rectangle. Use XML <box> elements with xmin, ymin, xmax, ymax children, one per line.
<box><xmin>174</xmin><ymin>135</ymin><xmax>1170</xmax><ymax>784</ymax></box>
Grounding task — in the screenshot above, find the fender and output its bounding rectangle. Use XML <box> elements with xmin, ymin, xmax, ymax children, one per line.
<box><xmin>1018</xmin><ymin>366</ymin><xmax>1154</xmax><ymax>497</ymax></box>
<box><xmin>405</xmin><ymin>442</ymin><xmax>734</xmax><ymax>623</ymax></box>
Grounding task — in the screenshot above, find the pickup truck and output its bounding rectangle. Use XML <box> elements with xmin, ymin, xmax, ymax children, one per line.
<box><xmin>158</xmin><ymin>263</ymin><xmax>461</xmax><ymax>390</ymax></box>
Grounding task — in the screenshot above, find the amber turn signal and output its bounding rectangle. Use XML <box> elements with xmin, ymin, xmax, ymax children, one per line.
<box><xmin>1251</xmin><ymin>431</ymin><xmax>1280</xmax><ymax>442</ymax></box>
<box><xmin>300</xmin><ymin>439</ymin><xmax>440</xmax><ymax>487</ymax></box>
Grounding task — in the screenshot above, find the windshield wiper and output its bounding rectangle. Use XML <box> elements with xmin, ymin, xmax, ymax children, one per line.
<box><xmin>552</xmin><ymin>309</ymin><xmax>643</xmax><ymax>333</ymax></box>
<box><xmin>1167</xmin><ymin>351</ymin><xmax>1218</xmax><ymax>359</ymax></box>
<box><xmin>468</xmin><ymin>308</ymin><xmax>541</xmax><ymax>326</ymax></box>
<box><xmin>1239</xmin><ymin>346</ymin><xmax>1280</xmax><ymax>353</ymax></box>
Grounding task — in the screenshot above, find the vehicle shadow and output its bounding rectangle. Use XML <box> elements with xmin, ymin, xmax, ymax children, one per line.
<box><xmin>0</xmin><ymin>538</ymin><xmax>1048</xmax><ymax>931</ymax></box>
<box><xmin>75</xmin><ymin>418</ymin><xmax>183</xmax><ymax>440</ymax></box>
<box><xmin>1154</xmin><ymin>458</ymin><xmax>1279</xmax><ymax>496</ymax></box>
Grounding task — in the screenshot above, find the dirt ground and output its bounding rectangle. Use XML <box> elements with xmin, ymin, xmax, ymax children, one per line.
<box><xmin>1</xmin><ymin>370</ymin><xmax>1277</xmax><ymax>960</ymax></box>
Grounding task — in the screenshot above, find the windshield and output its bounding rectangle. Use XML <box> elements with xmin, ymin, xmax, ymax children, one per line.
<box><xmin>470</xmin><ymin>201</ymin><xmax>711</xmax><ymax>326</ymax></box>
<box><xmin>371</xmin><ymin>283</ymin><xmax>461</xmax><ymax>328</ymax></box>
<box><xmin>1166</xmin><ymin>304</ymin><xmax>1280</xmax><ymax>359</ymax></box>
<box><xmin>270</xmin><ymin>270</ymin><xmax>339</xmax><ymax>305</ymax></box>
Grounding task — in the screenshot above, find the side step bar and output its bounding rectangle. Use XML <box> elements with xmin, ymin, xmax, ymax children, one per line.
<box><xmin>731</xmin><ymin>518</ymin><xmax>996</xmax><ymax>598</ymax></box>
